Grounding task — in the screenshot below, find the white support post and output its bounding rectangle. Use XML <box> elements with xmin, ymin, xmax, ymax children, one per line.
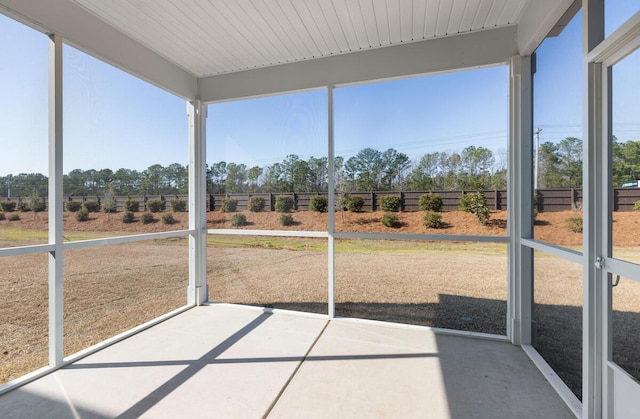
<box><xmin>583</xmin><ymin>1</ymin><xmax>605</xmax><ymax>417</ymax></box>
<box><xmin>508</xmin><ymin>55</ymin><xmax>534</xmax><ymax>346</ymax></box>
<box><xmin>48</xmin><ymin>33</ymin><xmax>64</xmax><ymax>367</ymax></box>
<box><xmin>327</xmin><ymin>86</ymin><xmax>335</xmax><ymax>318</ymax></box>
<box><xmin>188</xmin><ymin>100</ymin><xmax>207</xmax><ymax>306</ymax></box>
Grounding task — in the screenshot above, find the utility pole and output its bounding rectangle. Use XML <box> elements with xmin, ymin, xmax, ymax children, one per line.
<box><xmin>534</xmin><ymin>127</ymin><xmax>542</xmax><ymax>190</ymax></box>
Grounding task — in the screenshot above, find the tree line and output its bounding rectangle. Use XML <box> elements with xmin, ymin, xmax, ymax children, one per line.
<box><xmin>1</xmin><ymin>138</ymin><xmax>639</xmax><ymax>198</ymax></box>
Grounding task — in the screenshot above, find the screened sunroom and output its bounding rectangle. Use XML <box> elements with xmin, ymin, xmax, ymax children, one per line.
<box><xmin>0</xmin><ymin>0</ymin><xmax>639</xmax><ymax>417</ymax></box>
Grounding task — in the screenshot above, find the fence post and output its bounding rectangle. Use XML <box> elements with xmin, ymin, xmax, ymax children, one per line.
<box><xmin>570</xmin><ymin>188</ymin><xmax>576</xmax><ymax>210</ymax></box>
<box><xmin>400</xmin><ymin>191</ymin><xmax>404</xmax><ymax>211</ymax></box>
<box><xmin>371</xmin><ymin>192</ymin><xmax>375</xmax><ymax>211</ymax></box>
<box><xmin>269</xmin><ymin>193</ymin><xmax>273</xmax><ymax>211</ymax></box>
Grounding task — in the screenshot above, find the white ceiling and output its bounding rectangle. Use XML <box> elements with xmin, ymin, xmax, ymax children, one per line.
<box><xmin>72</xmin><ymin>0</ymin><xmax>529</xmax><ymax>78</ymax></box>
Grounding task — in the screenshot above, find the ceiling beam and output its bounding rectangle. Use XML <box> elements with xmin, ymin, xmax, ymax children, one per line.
<box><xmin>198</xmin><ymin>25</ymin><xmax>518</xmax><ymax>103</ymax></box>
<box><xmin>517</xmin><ymin>0</ymin><xmax>577</xmax><ymax>55</ymax></box>
<box><xmin>0</xmin><ymin>0</ymin><xmax>198</xmax><ymax>100</ymax></box>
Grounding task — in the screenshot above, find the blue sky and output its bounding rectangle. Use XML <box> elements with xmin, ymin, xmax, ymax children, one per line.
<box><xmin>1</xmin><ymin>4</ymin><xmax>639</xmax><ymax>176</ymax></box>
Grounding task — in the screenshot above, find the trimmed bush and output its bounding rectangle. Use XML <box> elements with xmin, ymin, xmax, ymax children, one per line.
<box><xmin>0</xmin><ymin>212</ymin><xmax>5</xmax><ymax>221</ymax></box>
<box><xmin>423</xmin><ymin>210</ymin><xmax>443</xmax><ymax>228</ymax></box>
<box><xmin>75</xmin><ymin>208</ymin><xmax>89</xmax><ymax>222</ymax></box>
<box><xmin>459</xmin><ymin>192</ymin><xmax>490</xmax><ymax>225</ymax></box>
<box><xmin>566</xmin><ymin>216</ymin><xmax>583</xmax><ymax>233</ymax></box>
<box><xmin>280</xmin><ymin>213</ymin><xmax>294</xmax><ymax>226</ymax></box>
<box><xmin>146</xmin><ymin>199</ymin><xmax>165</xmax><ymax>213</ymax></box>
<box><xmin>82</xmin><ymin>200</ymin><xmax>100</xmax><ymax>213</ymax></box>
<box><xmin>66</xmin><ymin>201</ymin><xmax>83</xmax><ymax>212</ymax></box>
<box><xmin>220</xmin><ymin>198</ymin><xmax>238</xmax><ymax>213</ymax></box>
<box><xmin>0</xmin><ymin>201</ymin><xmax>16</xmax><ymax>212</ymax></box>
<box><xmin>122</xmin><ymin>211</ymin><xmax>135</xmax><ymax>223</ymax></box>
<box><xmin>275</xmin><ymin>195</ymin><xmax>294</xmax><ymax>213</ymax></box>
<box><xmin>346</xmin><ymin>195</ymin><xmax>365</xmax><ymax>212</ymax></box>
<box><xmin>231</xmin><ymin>213</ymin><xmax>247</xmax><ymax>227</ymax></box>
<box><xmin>124</xmin><ymin>199</ymin><xmax>140</xmax><ymax>212</ymax></box>
<box><xmin>247</xmin><ymin>196</ymin><xmax>265</xmax><ymax>212</ymax></box>
<box><xmin>309</xmin><ymin>195</ymin><xmax>328</xmax><ymax>213</ymax></box>
<box><xmin>8</xmin><ymin>213</ymin><xmax>20</xmax><ymax>221</ymax></box>
<box><xmin>380</xmin><ymin>195</ymin><xmax>402</xmax><ymax>212</ymax></box>
<box><xmin>381</xmin><ymin>212</ymin><xmax>399</xmax><ymax>228</ymax></box>
<box><xmin>16</xmin><ymin>201</ymin><xmax>29</xmax><ymax>212</ymax></box>
<box><xmin>161</xmin><ymin>213</ymin><xmax>175</xmax><ymax>225</ymax></box>
<box><xmin>141</xmin><ymin>212</ymin><xmax>155</xmax><ymax>224</ymax></box>
<box><xmin>102</xmin><ymin>197</ymin><xmax>117</xmax><ymax>213</ymax></box>
<box><xmin>418</xmin><ymin>193</ymin><xmax>443</xmax><ymax>212</ymax></box>
<box><xmin>28</xmin><ymin>200</ymin><xmax>46</xmax><ymax>213</ymax></box>
<box><xmin>170</xmin><ymin>198</ymin><xmax>187</xmax><ymax>212</ymax></box>
<box><xmin>634</xmin><ymin>200</ymin><xmax>640</xmax><ymax>211</ymax></box>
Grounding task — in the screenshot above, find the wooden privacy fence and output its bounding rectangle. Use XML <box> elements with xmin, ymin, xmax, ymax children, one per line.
<box><xmin>2</xmin><ymin>188</ymin><xmax>640</xmax><ymax>212</ymax></box>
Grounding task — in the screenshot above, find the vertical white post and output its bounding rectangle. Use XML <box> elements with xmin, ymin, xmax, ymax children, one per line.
<box><xmin>583</xmin><ymin>1</ymin><xmax>605</xmax><ymax>417</ymax></box>
<box><xmin>48</xmin><ymin>33</ymin><xmax>64</xmax><ymax>366</ymax></box>
<box><xmin>508</xmin><ymin>55</ymin><xmax>534</xmax><ymax>346</ymax></box>
<box><xmin>327</xmin><ymin>86</ymin><xmax>335</xmax><ymax>318</ymax></box>
<box><xmin>188</xmin><ymin>100</ymin><xmax>207</xmax><ymax>305</ymax></box>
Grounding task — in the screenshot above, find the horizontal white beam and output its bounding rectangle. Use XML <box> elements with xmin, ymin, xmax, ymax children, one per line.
<box><xmin>521</xmin><ymin>238</ymin><xmax>583</xmax><ymax>264</ymax></box>
<box><xmin>199</xmin><ymin>26</ymin><xmax>518</xmax><ymax>102</ymax></box>
<box><xmin>334</xmin><ymin>232</ymin><xmax>509</xmax><ymax>243</ymax></box>
<box><xmin>0</xmin><ymin>0</ymin><xmax>197</xmax><ymax>100</ymax></box>
<box><xmin>63</xmin><ymin>230</ymin><xmax>193</xmax><ymax>250</ymax></box>
<box><xmin>0</xmin><ymin>243</ymin><xmax>55</xmax><ymax>258</ymax></box>
<box><xmin>208</xmin><ymin>229</ymin><xmax>329</xmax><ymax>238</ymax></box>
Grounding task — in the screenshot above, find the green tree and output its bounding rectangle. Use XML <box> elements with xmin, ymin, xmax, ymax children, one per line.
<box><xmin>613</xmin><ymin>139</ymin><xmax>640</xmax><ymax>186</ymax></box>
<box><xmin>224</xmin><ymin>163</ymin><xmax>247</xmax><ymax>193</ymax></box>
<box><xmin>247</xmin><ymin>166</ymin><xmax>263</xmax><ymax>192</ymax></box>
<box><xmin>380</xmin><ymin>148</ymin><xmax>410</xmax><ymax>190</ymax></box>
<box><xmin>345</xmin><ymin>148</ymin><xmax>383</xmax><ymax>191</ymax></box>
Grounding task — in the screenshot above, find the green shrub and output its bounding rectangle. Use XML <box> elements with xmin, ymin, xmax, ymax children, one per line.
<box><xmin>102</xmin><ymin>197</ymin><xmax>117</xmax><ymax>213</ymax></box>
<box><xmin>346</xmin><ymin>195</ymin><xmax>365</xmax><ymax>212</ymax></box>
<box><xmin>280</xmin><ymin>213</ymin><xmax>294</xmax><ymax>226</ymax></box>
<box><xmin>220</xmin><ymin>198</ymin><xmax>238</xmax><ymax>213</ymax></box>
<box><xmin>161</xmin><ymin>213</ymin><xmax>175</xmax><ymax>225</ymax></box>
<box><xmin>381</xmin><ymin>212</ymin><xmax>399</xmax><ymax>228</ymax></box>
<box><xmin>75</xmin><ymin>208</ymin><xmax>89</xmax><ymax>222</ymax></box>
<box><xmin>423</xmin><ymin>210</ymin><xmax>443</xmax><ymax>228</ymax></box>
<box><xmin>141</xmin><ymin>212</ymin><xmax>155</xmax><ymax>224</ymax></box>
<box><xmin>8</xmin><ymin>213</ymin><xmax>20</xmax><ymax>221</ymax></box>
<box><xmin>170</xmin><ymin>198</ymin><xmax>187</xmax><ymax>212</ymax></box>
<box><xmin>122</xmin><ymin>211</ymin><xmax>135</xmax><ymax>223</ymax></box>
<box><xmin>459</xmin><ymin>192</ymin><xmax>490</xmax><ymax>225</ymax></box>
<box><xmin>309</xmin><ymin>195</ymin><xmax>328</xmax><ymax>213</ymax></box>
<box><xmin>275</xmin><ymin>195</ymin><xmax>294</xmax><ymax>213</ymax></box>
<box><xmin>633</xmin><ymin>200</ymin><xmax>640</xmax><ymax>211</ymax></box>
<box><xmin>231</xmin><ymin>213</ymin><xmax>247</xmax><ymax>227</ymax></box>
<box><xmin>124</xmin><ymin>199</ymin><xmax>140</xmax><ymax>212</ymax></box>
<box><xmin>82</xmin><ymin>201</ymin><xmax>100</xmax><ymax>213</ymax></box>
<box><xmin>66</xmin><ymin>201</ymin><xmax>83</xmax><ymax>212</ymax></box>
<box><xmin>0</xmin><ymin>212</ymin><xmax>5</xmax><ymax>221</ymax></box>
<box><xmin>146</xmin><ymin>199</ymin><xmax>165</xmax><ymax>213</ymax></box>
<box><xmin>418</xmin><ymin>193</ymin><xmax>443</xmax><ymax>212</ymax></box>
<box><xmin>380</xmin><ymin>195</ymin><xmax>402</xmax><ymax>212</ymax></box>
<box><xmin>28</xmin><ymin>200</ymin><xmax>46</xmax><ymax>212</ymax></box>
<box><xmin>247</xmin><ymin>196</ymin><xmax>265</xmax><ymax>212</ymax></box>
<box><xmin>566</xmin><ymin>216</ymin><xmax>583</xmax><ymax>233</ymax></box>
<box><xmin>16</xmin><ymin>201</ymin><xmax>29</xmax><ymax>212</ymax></box>
<box><xmin>0</xmin><ymin>201</ymin><xmax>16</xmax><ymax>212</ymax></box>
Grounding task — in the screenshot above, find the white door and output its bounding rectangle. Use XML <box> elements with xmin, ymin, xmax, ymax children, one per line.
<box><xmin>591</xmin><ymin>12</ymin><xmax>640</xmax><ymax>418</ymax></box>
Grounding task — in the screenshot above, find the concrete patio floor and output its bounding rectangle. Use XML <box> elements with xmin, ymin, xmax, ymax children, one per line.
<box><xmin>0</xmin><ymin>304</ymin><xmax>576</xmax><ymax>418</ymax></box>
